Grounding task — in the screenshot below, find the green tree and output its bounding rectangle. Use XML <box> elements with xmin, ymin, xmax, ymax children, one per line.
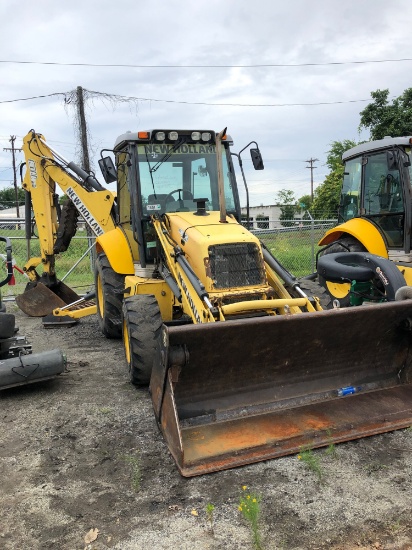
<box><xmin>0</xmin><ymin>187</ymin><xmax>26</xmax><ymax>210</ymax></box>
<box><xmin>276</xmin><ymin>189</ymin><xmax>296</xmax><ymax>226</ymax></box>
<box><xmin>297</xmin><ymin>194</ymin><xmax>313</xmax><ymax>216</ymax></box>
<box><xmin>359</xmin><ymin>88</ymin><xmax>412</xmax><ymax>140</ymax></box>
<box><xmin>310</xmin><ymin>140</ymin><xmax>357</xmax><ymax>218</ymax></box>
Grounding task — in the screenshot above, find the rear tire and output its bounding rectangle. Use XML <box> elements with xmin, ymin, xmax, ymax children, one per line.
<box><xmin>296</xmin><ymin>279</ymin><xmax>332</xmax><ymax>310</ymax></box>
<box><xmin>122</xmin><ymin>294</ymin><xmax>162</xmax><ymax>386</ymax></box>
<box><xmin>318</xmin><ymin>236</ymin><xmax>366</xmax><ymax>307</ymax></box>
<box><xmin>95</xmin><ymin>253</ymin><xmax>124</xmax><ymax>339</ymax></box>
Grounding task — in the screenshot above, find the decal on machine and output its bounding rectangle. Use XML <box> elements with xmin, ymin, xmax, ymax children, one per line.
<box><xmin>66</xmin><ymin>187</ymin><xmax>104</xmax><ymax>236</ymax></box>
<box><xmin>28</xmin><ymin>159</ymin><xmax>37</xmax><ymax>188</ymax></box>
<box><xmin>178</xmin><ymin>272</ymin><xmax>201</xmax><ymax>323</ymax></box>
<box><xmin>376</xmin><ymin>266</ymin><xmax>389</xmax><ymax>286</ymax></box>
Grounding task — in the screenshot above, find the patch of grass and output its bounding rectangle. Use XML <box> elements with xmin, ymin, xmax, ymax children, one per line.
<box><xmin>297</xmin><ymin>447</ymin><xmax>324</xmax><ymax>481</ymax></box>
<box><xmin>121</xmin><ymin>454</ymin><xmax>141</xmax><ymax>491</ymax></box>
<box><xmin>205</xmin><ymin>503</ymin><xmax>215</xmax><ymax>534</ymax></box>
<box><xmin>324</xmin><ymin>443</ymin><xmax>337</xmax><ymax>458</ymax></box>
<box><xmin>363</xmin><ymin>461</ymin><xmax>388</xmax><ymax>476</ymax></box>
<box><xmin>97</xmin><ymin>407</ymin><xmax>113</xmax><ymax>415</ymax></box>
<box><xmin>238</xmin><ymin>486</ymin><xmax>263</xmax><ymax>550</ymax></box>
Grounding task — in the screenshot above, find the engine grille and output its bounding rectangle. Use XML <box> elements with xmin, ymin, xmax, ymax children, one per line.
<box><xmin>208</xmin><ymin>243</ymin><xmax>266</xmax><ymax>289</ymax></box>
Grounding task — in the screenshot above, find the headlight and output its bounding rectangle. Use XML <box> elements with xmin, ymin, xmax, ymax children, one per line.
<box><xmin>201</xmin><ymin>132</ymin><xmax>211</xmax><ymax>142</ymax></box>
<box><xmin>155</xmin><ymin>131</ymin><xmax>166</xmax><ymax>141</ymax></box>
<box><xmin>191</xmin><ymin>132</ymin><xmax>201</xmax><ymax>141</ymax></box>
<box><xmin>168</xmin><ymin>131</ymin><xmax>179</xmax><ymax>141</ymax></box>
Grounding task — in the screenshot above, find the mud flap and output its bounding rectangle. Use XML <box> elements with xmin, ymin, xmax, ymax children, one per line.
<box><xmin>16</xmin><ymin>282</ymin><xmax>80</xmax><ymax>317</ymax></box>
<box><xmin>150</xmin><ymin>301</ymin><xmax>412</xmax><ymax>476</ymax></box>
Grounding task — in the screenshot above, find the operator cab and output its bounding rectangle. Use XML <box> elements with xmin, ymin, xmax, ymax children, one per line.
<box><xmin>340</xmin><ymin>137</ymin><xmax>412</xmax><ymax>251</ymax></box>
<box><xmin>101</xmin><ymin>129</ymin><xmax>243</xmax><ymax>266</ymax></box>
<box><xmin>116</xmin><ymin>129</ymin><xmax>239</xmax><ymax>216</ymax></box>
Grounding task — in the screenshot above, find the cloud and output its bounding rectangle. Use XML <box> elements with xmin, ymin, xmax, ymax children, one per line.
<box><xmin>0</xmin><ymin>0</ymin><xmax>411</xmax><ymax>203</ymax></box>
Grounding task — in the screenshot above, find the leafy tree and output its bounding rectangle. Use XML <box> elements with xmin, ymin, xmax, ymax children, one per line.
<box><xmin>359</xmin><ymin>88</ymin><xmax>412</xmax><ymax>140</ymax></box>
<box><xmin>310</xmin><ymin>140</ymin><xmax>357</xmax><ymax>218</ymax></box>
<box><xmin>276</xmin><ymin>189</ymin><xmax>296</xmax><ymax>226</ymax></box>
<box><xmin>0</xmin><ymin>187</ymin><xmax>26</xmax><ymax>210</ymax></box>
<box><xmin>297</xmin><ymin>194</ymin><xmax>313</xmax><ymax>217</ymax></box>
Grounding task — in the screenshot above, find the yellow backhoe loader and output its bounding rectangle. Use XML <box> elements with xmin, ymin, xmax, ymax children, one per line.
<box><xmin>317</xmin><ymin>136</ymin><xmax>412</xmax><ymax>306</ymax></box>
<box><xmin>93</xmin><ymin>128</ymin><xmax>412</xmax><ymax>476</ymax></box>
<box><xmin>17</xmin><ymin>130</ymin><xmax>117</xmax><ymax>321</ymax></box>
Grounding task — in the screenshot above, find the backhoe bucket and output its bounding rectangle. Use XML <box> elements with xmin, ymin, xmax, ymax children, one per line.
<box><xmin>151</xmin><ymin>301</ymin><xmax>412</xmax><ymax>476</ymax></box>
<box><xmin>16</xmin><ymin>281</ymin><xmax>80</xmax><ymax>317</ymax></box>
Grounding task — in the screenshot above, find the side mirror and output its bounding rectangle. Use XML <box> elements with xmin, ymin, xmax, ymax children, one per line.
<box><xmin>98</xmin><ymin>156</ymin><xmax>117</xmax><ymax>183</ymax></box>
<box><xmin>250</xmin><ymin>148</ymin><xmax>264</xmax><ymax>170</ymax></box>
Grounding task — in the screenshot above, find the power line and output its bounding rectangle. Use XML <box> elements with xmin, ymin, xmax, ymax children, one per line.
<box><xmin>1</xmin><ymin>58</ymin><xmax>412</xmax><ymax>68</ymax></box>
<box><xmin>0</xmin><ymin>89</ymin><xmax>371</xmax><ymax>108</ymax></box>
<box><xmin>0</xmin><ymin>92</ymin><xmax>65</xmax><ymax>104</ymax></box>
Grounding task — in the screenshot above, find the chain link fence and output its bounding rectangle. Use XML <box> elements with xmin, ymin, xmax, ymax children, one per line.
<box><xmin>251</xmin><ymin>218</ymin><xmax>337</xmax><ymax>277</ymax></box>
<box><xmin>0</xmin><ymin>222</ymin><xmax>95</xmax><ymax>300</ymax></box>
<box><xmin>0</xmin><ymin>217</ymin><xmax>337</xmax><ymax>301</ymax></box>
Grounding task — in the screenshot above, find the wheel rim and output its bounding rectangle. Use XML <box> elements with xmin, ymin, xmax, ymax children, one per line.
<box><xmin>123</xmin><ymin>317</ymin><xmax>131</xmax><ymax>366</ymax></box>
<box><xmin>325</xmin><ymin>280</ymin><xmax>350</xmax><ymax>299</ymax></box>
<box><xmin>97</xmin><ymin>273</ymin><xmax>104</xmax><ymax>318</ymax></box>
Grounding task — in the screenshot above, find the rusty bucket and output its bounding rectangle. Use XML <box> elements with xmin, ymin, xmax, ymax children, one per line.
<box><xmin>151</xmin><ymin>301</ymin><xmax>412</xmax><ymax>476</ymax></box>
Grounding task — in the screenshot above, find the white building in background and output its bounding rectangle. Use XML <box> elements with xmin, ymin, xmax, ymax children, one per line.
<box><xmin>0</xmin><ymin>207</ymin><xmax>19</xmax><ymax>219</ymax></box>
<box><xmin>240</xmin><ymin>204</ymin><xmax>297</xmax><ymax>229</ymax></box>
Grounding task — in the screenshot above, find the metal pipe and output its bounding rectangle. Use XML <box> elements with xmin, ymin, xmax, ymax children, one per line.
<box><xmin>221</xmin><ymin>297</ymin><xmax>308</xmax><ymax>315</ymax></box>
<box><xmin>39</xmin><ymin>137</ymin><xmax>104</xmax><ymax>191</ymax></box>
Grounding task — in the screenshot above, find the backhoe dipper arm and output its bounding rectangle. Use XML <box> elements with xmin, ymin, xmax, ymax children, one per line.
<box><xmin>21</xmin><ymin>131</ymin><xmax>116</xmax><ymax>280</ymax></box>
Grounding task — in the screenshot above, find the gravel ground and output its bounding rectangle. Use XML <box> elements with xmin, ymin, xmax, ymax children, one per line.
<box><xmin>0</xmin><ymin>306</ymin><xmax>412</xmax><ymax>550</ymax></box>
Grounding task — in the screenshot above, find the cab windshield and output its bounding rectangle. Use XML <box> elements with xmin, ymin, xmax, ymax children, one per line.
<box><xmin>137</xmin><ymin>143</ymin><xmax>237</xmax><ymax>216</ymax></box>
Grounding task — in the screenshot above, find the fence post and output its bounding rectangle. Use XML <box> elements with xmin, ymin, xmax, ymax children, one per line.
<box><xmin>306</xmin><ymin>210</ymin><xmax>315</xmax><ymax>273</ymax></box>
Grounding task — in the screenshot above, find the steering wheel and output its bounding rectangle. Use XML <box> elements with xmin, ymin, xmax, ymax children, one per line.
<box><xmin>165</xmin><ymin>189</ymin><xmax>194</xmax><ymax>204</ymax></box>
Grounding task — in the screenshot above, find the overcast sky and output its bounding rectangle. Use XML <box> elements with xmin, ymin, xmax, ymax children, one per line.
<box><xmin>1</xmin><ymin>0</ymin><xmax>411</xmax><ymax>207</ymax></box>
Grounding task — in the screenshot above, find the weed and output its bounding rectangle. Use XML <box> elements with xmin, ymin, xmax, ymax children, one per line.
<box><xmin>238</xmin><ymin>486</ymin><xmax>263</xmax><ymax>550</ymax></box>
<box><xmin>364</xmin><ymin>461</ymin><xmax>388</xmax><ymax>476</ymax></box>
<box><xmin>297</xmin><ymin>448</ymin><xmax>323</xmax><ymax>481</ymax></box>
<box><xmin>121</xmin><ymin>454</ymin><xmax>141</xmax><ymax>491</ymax></box>
<box><xmin>205</xmin><ymin>503</ymin><xmax>215</xmax><ymax>534</ymax></box>
<box><xmin>390</xmin><ymin>519</ymin><xmax>403</xmax><ymax>532</ymax></box>
<box><xmin>325</xmin><ymin>443</ymin><xmax>337</xmax><ymax>458</ymax></box>
<box><xmin>97</xmin><ymin>407</ymin><xmax>112</xmax><ymax>415</ymax></box>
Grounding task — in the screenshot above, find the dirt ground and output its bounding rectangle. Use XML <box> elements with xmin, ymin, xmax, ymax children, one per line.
<box><xmin>1</xmin><ymin>306</ymin><xmax>412</xmax><ymax>550</ymax></box>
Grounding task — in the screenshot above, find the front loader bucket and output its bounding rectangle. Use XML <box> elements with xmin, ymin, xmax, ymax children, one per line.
<box><xmin>151</xmin><ymin>301</ymin><xmax>412</xmax><ymax>476</ymax></box>
<box><xmin>16</xmin><ymin>281</ymin><xmax>80</xmax><ymax>317</ymax></box>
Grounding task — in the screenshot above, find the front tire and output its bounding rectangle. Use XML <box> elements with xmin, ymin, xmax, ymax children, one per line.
<box><xmin>295</xmin><ymin>279</ymin><xmax>332</xmax><ymax>310</ymax></box>
<box><xmin>122</xmin><ymin>294</ymin><xmax>162</xmax><ymax>386</ymax></box>
<box><xmin>95</xmin><ymin>253</ymin><xmax>124</xmax><ymax>338</ymax></box>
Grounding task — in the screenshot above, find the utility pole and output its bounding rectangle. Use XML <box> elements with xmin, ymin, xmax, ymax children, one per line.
<box><xmin>306</xmin><ymin>157</ymin><xmax>318</xmax><ymax>201</ymax></box>
<box><xmin>3</xmin><ymin>135</ymin><xmax>22</xmax><ymax>217</ymax></box>
<box><xmin>76</xmin><ymin>86</ymin><xmax>91</xmax><ymax>172</ymax></box>
<box><xmin>75</xmin><ymin>85</ymin><xmax>96</xmax><ymax>265</ymax></box>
